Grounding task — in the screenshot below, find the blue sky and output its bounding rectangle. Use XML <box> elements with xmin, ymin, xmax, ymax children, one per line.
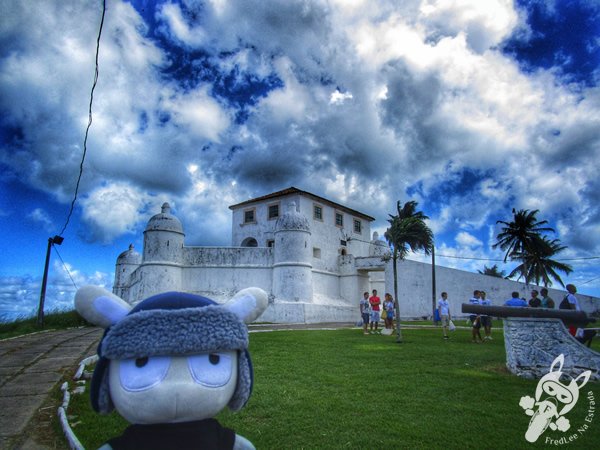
<box><xmin>1</xmin><ymin>0</ymin><xmax>599</xmax><ymax>319</ymax></box>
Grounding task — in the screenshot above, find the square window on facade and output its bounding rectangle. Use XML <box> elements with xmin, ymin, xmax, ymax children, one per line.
<box><xmin>314</xmin><ymin>205</ymin><xmax>323</xmax><ymax>221</ymax></box>
<box><xmin>244</xmin><ymin>209</ymin><xmax>255</xmax><ymax>223</ymax></box>
<box><xmin>268</xmin><ymin>204</ymin><xmax>279</xmax><ymax>220</ymax></box>
<box><xmin>353</xmin><ymin>219</ymin><xmax>362</xmax><ymax>234</ymax></box>
<box><xmin>267</xmin><ymin>240</ymin><xmax>275</xmax><ymax>248</ymax></box>
<box><xmin>313</xmin><ymin>247</ymin><xmax>321</xmax><ymax>258</ymax></box>
<box><xmin>335</xmin><ymin>212</ymin><xmax>343</xmax><ymax>227</ymax></box>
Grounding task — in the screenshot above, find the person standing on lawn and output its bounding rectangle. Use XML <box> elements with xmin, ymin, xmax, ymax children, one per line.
<box><xmin>528</xmin><ymin>289</ymin><xmax>541</xmax><ymax>307</ymax></box>
<box><xmin>504</xmin><ymin>291</ymin><xmax>527</xmax><ymax>307</ymax></box>
<box><xmin>359</xmin><ymin>291</ymin><xmax>370</xmax><ymax>335</ymax></box>
<box><xmin>469</xmin><ymin>290</ymin><xmax>483</xmax><ymax>343</ymax></box>
<box><xmin>480</xmin><ymin>290</ymin><xmax>493</xmax><ymax>340</ymax></box>
<box><xmin>437</xmin><ymin>292</ymin><xmax>451</xmax><ymax>339</ymax></box>
<box><xmin>540</xmin><ymin>288</ymin><xmax>555</xmax><ymax>308</ymax></box>
<box><xmin>562</xmin><ymin>284</ymin><xmax>582</xmax><ymax>338</ymax></box>
<box><xmin>383</xmin><ymin>293</ymin><xmax>395</xmax><ymax>330</ymax></box>
<box><xmin>369</xmin><ymin>289</ymin><xmax>381</xmax><ymax>334</ymax></box>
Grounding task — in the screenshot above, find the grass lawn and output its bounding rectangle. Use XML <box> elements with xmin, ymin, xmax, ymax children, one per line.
<box><xmin>0</xmin><ymin>309</ymin><xmax>88</xmax><ymax>339</ymax></box>
<box><xmin>68</xmin><ymin>326</ymin><xmax>599</xmax><ymax>449</ymax></box>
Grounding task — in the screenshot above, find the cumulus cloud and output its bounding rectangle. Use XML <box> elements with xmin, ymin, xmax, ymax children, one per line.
<box><xmin>0</xmin><ymin>261</ymin><xmax>112</xmax><ymax>321</ymax></box>
<box><xmin>1</xmin><ymin>0</ymin><xmax>599</xmax><ymax>300</ymax></box>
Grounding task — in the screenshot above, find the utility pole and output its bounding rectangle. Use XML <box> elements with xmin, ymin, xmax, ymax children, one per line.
<box><xmin>37</xmin><ymin>235</ymin><xmax>64</xmax><ymax>327</ymax></box>
<box><xmin>431</xmin><ymin>244</ymin><xmax>436</xmax><ymax>323</ymax></box>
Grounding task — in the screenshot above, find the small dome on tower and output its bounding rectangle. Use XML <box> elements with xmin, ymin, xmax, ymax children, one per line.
<box><xmin>117</xmin><ymin>244</ymin><xmax>142</xmax><ymax>265</ymax></box>
<box><xmin>145</xmin><ymin>202</ymin><xmax>184</xmax><ymax>234</ymax></box>
<box><xmin>369</xmin><ymin>231</ymin><xmax>390</xmax><ymax>256</ymax></box>
<box><xmin>275</xmin><ymin>202</ymin><xmax>310</xmax><ymax>232</ymax></box>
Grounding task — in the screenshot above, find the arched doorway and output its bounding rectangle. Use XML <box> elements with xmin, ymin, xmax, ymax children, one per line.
<box><xmin>241</xmin><ymin>237</ymin><xmax>258</xmax><ymax>247</ymax></box>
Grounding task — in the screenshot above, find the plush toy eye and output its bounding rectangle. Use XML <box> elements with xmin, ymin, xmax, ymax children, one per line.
<box><xmin>188</xmin><ymin>352</ymin><xmax>233</xmax><ymax>387</ymax></box>
<box><xmin>119</xmin><ymin>356</ymin><xmax>171</xmax><ymax>392</ymax></box>
<box><xmin>135</xmin><ymin>357</ymin><xmax>148</xmax><ymax>367</ymax></box>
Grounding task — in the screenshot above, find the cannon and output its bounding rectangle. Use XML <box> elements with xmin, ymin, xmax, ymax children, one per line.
<box><xmin>461</xmin><ymin>303</ymin><xmax>599</xmax><ymax>380</ymax></box>
<box><xmin>461</xmin><ymin>303</ymin><xmax>596</xmax><ymax>328</ymax></box>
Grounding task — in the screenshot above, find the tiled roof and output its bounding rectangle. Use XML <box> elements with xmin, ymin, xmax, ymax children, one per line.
<box><xmin>228</xmin><ymin>186</ymin><xmax>375</xmax><ymax>221</ymax></box>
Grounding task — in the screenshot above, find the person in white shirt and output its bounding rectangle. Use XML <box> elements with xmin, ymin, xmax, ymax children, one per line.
<box><xmin>359</xmin><ymin>291</ymin><xmax>370</xmax><ymax>335</ymax></box>
<box><xmin>437</xmin><ymin>292</ymin><xmax>451</xmax><ymax>339</ymax></box>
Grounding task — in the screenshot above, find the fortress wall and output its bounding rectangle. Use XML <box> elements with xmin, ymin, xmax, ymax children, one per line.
<box><xmin>387</xmin><ymin>259</ymin><xmax>600</xmax><ymax>319</ymax></box>
<box><xmin>183</xmin><ymin>246</ymin><xmax>273</xmax><ymax>266</ymax></box>
<box><xmin>312</xmin><ymin>270</ymin><xmax>341</xmax><ymax>303</ymax></box>
<box><xmin>181</xmin><ymin>265</ymin><xmax>273</xmax><ymax>302</ymax></box>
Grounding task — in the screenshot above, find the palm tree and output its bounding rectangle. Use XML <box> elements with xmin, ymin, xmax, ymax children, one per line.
<box><xmin>507</xmin><ymin>236</ymin><xmax>573</xmax><ymax>287</ymax></box>
<box><xmin>478</xmin><ymin>264</ymin><xmax>506</xmax><ymax>278</ymax></box>
<box><xmin>493</xmin><ymin>209</ymin><xmax>555</xmax><ymax>283</ymax></box>
<box><xmin>384</xmin><ymin>201</ymin><xmax>434</xmax><ymax>343</ymax></box>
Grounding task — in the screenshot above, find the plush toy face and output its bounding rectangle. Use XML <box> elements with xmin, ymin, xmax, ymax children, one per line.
<box><xmin>109</xmin><ymin>352</ymin><xmax>238</xmax><ymax>424</ymax></box>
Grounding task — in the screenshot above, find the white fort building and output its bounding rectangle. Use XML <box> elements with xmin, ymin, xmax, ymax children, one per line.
<box><xmin>113</xmin><ymin>187</ymin><xmax>598</xmax><ymax>322</ymax></box>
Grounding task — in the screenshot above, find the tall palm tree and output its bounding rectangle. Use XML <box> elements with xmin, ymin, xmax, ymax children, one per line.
<box><xmin>493</xmin><ymin>209</ymin><xmax>555</xmax><ymax>282</ymax></box>
<box><xmin>384</xmin><ymin>201</ymin><xmax>434</xmax><ymax>343</ymax></box>
<box><xmin>478</xmin><ymin>264</ymin><xmax>506</xmax><ymax>278</ymax></box>
<box><xmin>507</xmin><ymin>236</ymin><xmax>573</xmax><ymax>287</ymax></box>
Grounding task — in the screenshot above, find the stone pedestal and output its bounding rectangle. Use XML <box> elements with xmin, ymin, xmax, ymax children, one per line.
<box><xmin>503</xmin><ymin>317</ymin><xmax>600</xmax><ymax>380</ymax></box>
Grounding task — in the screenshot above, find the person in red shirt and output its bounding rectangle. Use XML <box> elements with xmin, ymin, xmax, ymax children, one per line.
<box><xmin>369</xmin><ymin>289</ymin><xmax>381</xmax><ymax>334</ymax></box>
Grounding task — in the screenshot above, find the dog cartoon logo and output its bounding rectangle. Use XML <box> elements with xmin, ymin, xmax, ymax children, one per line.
<box><xmin>519</xmin><ymin>354</ymin><xmax>591</xmax><ymax>443</ymax></box>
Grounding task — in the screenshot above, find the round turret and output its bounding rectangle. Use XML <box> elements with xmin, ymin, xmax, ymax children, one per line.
<box><xmin>369</xmin><ymin>231</ymin><xmax>390</xmax><ymax>257</ymax></box>
<box><xmin>116</xmin><ymin>244</ymin><xmax>142</xmax><ymax>265</ymax></box>
<box><xmin>272</xmin><ymin>202</ymin><xmax>312</xmax><ymax>302</ymax></box>
<box><xmin>275</xmin><ymin>202</ymin><xmax>310</xmax><ymax>232</ymax></box>
<box><xmin>143</xmin><ymin>202</ymin><xmax>185</xmax><ymax>263</ymax></box>
<box><xmin>113</xmin><ymin>244</ymin><xmax>141</xmax><ymax>299</ymax></box>
<box><xmin>145</xmin><ymin>203</ymin><xmax>184</xmax><ymax>234</ymax></box>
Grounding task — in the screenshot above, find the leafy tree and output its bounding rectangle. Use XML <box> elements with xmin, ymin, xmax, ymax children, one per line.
<box><xmin>384</xmin><ymin>200</ymin><xmax>433</xmax><ymax>343</ymax></box>
<box><xmin>493</xmin><ymin>209</ymin><xmax>555</xmax><ymax>283</ymax></box>
<box><xmin>507</xmin><ymin>236</ymin><xmax>573</xmax><ymax>287</ymax></box>
<box><xmin>478</xmin><ymin>264</ymin><xmax>506</xmax><ymax>278</ymax></box>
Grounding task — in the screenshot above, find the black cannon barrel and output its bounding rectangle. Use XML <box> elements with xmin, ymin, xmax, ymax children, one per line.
<box><xmin>461</xmin><ymin>303</ymin><xmax>596</xmax><ymax>327</ymax></box>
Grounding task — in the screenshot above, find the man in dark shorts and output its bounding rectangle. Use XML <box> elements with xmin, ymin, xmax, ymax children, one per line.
<box><xmin>468</xmin><ymin>290</ymin><xmax>483</xmax><ymax>343</ymax></box>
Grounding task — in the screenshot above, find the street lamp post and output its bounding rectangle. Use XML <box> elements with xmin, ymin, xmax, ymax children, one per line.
<box><xmin>37</xmin><ymin>235</ymin><xmax>64</xmax><ymax>327</ymax></box>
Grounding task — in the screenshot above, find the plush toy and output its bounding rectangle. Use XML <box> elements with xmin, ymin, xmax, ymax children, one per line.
<box><xmin>75</xmin><ymin>286</ymin><xmax>268</xmax><ymax>450</ymax></box>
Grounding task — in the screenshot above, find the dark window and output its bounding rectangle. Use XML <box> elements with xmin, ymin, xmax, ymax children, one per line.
<box><xmin>244</xmin><ymin>209</ymin><xmax>255</xmax><ymax>223</ymax></box>
<box><xmin>353</xmin><ymin>219</ymin><xmax>362</xmax><ymax>234</ymax></box>
<box><xmin>267</xmin><ymin>240</ymin><xmax>275</xmax><ymax>248</ymax></box>
<box><xmin>268</xmin><ymin>204</ymin><xmax>279</xmax><ymax>220</ymax></box>
<box><xmin>314</xmin><ymin>205</ymin><xmax>323</xmax><ymax>221</ymax></box>
<box><xmin>335</xmin><ymin>212</ymin><xmax>343</xmax><ymax>227</ymax></box>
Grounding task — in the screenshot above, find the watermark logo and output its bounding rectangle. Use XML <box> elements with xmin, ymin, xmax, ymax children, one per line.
<box><xmin>519</xmin><ymin>354</ymin><xmax>592</xmax><ymax>443</ymax></box>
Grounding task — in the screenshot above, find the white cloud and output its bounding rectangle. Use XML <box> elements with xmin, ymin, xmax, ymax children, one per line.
<box><xmin>456</xmin><ymin>231</ymin><xmax>483</xmax><ymax>248</ymax></box>
<box><xmin>79</xmin><ymin>183</ymin><xmax>152</xmax><ymax>243</ymax></box>
<box><xmin>26</xmin><ymin>208</ymin><xmax>54</xmax><ymax>232</ymax></box>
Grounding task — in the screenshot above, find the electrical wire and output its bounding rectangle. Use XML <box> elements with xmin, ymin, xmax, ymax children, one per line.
<box><xmin>52</xmin><ymin>245</ymin><xmax>78</xmax><ymax>290</ymax></box>
<box><xmin>58</xmin><ymin>0</ymin><xmax>106</xmax><ymax>237</ymax></box>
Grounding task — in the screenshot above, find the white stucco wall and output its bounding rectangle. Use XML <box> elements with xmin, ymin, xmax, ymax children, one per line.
<box><xmin>385</xmin><ymin>258</ymin><xmax>600</xmax><ymax>319</ymax></box>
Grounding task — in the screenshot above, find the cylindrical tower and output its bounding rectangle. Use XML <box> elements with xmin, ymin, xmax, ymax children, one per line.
<box><xmin>272</xmin><ymin>202</ymin><xmax>313</xmax><ymax>302</ymax></box>
<box><xmin>369</xmin><ymin>231</ymin><xmax>390</xmax><ymax>257</ymax></box>
<box><xmin>143</xmin><ymin>203</ymin><xmax>185</xmax><ymax>263</ymax></box>
<box><xmin>138</xmin><ymin>203</ymin><xmax>185</xmax><ymax>299</ymax></box>
<box><xmin>113</xmin><ymin>244</ymin><xmax>141</xmax><ymax>301</ymax></box>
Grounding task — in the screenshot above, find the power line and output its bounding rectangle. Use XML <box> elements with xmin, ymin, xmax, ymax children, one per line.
<box><xmin>58</xmin><ymin>0</ymin><xmax>106</xmax><ymax>236</ymax></box>
<box><xmin>52</xmin><ymin>245</ymin><xmax>78</xmax><ymax>290</ymax></box>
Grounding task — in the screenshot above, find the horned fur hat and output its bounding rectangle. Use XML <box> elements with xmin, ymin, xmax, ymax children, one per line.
<box><xmin>75</xmin><ymin>286</ymin><xmax>268</xmax><ymax>414</ymax></box>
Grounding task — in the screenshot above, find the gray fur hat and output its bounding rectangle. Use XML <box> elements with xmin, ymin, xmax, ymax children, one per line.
<box><xmin>91</xmin><ymin>291</ymin><xmax>253</xmax><ymax>414</ymax></box>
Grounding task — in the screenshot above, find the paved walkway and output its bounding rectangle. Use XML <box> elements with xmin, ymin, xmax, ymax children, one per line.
<box><xmin>0</xmin><ymin>327</ymin><xmax>103</xmax><ymax>449</ymax></box>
